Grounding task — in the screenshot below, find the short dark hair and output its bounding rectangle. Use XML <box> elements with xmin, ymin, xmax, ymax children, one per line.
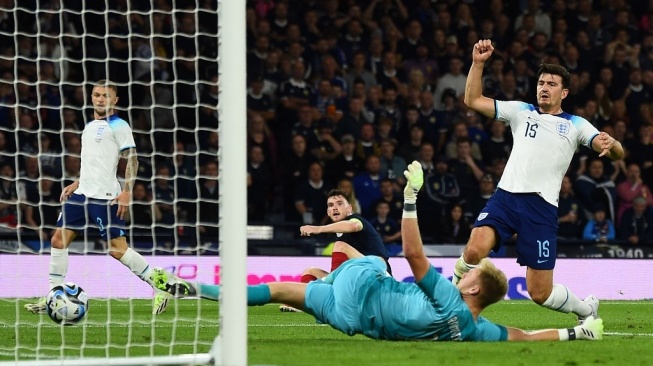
<box><xmin>327</xmin><ymin>189</ymin><xmax>351</xmax><ymax>202</ymax></box>
<box><xmin>537</xmin><ymin>63</ymin><xmax>570</xmax><ymax>89</ymax></box>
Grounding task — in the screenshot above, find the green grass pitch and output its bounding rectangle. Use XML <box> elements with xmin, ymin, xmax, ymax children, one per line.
<box><xmin>0</xmin><ymin>299</ymin><xmax>651</xmax><ymax>365</ymax></box>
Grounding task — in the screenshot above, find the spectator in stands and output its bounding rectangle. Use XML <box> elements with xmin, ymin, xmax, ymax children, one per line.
<box><xmin>324</xmin><ymin>134</ymin><xmax>363</xmax><ymax>184</ymax></box>
<box><xmin>376</xmin><ymin>86</ymin><xmax>402</xmax><ymax>132</ymax></box>
<box><xmin>352</xmin><ymin>154</ymin><xmax>384</xmax><ymax>218</ymax></box>
<box><xmin>335</xmin><ymin>96</ymin><xmax>372</xmax><ymax>139</ymax></box>
<box><xmin>344</xmin><ymin>52</ymin><xmax>377</xmax><ymax>93</ymax></box>
<box><xmin>294</xmin><ymin>162</ymin><xmax>333</xmax><ymax>225</ymax></box>
<box><xmin>0</xmin><ymin>131</ymin><xmax>12</xmax><ymax>169</ymax></box>
<box><xmin>448</xmin><ymin>137</ymin><xmax>484</xmax><ymax>197</ymax></box>
<box><xmin>311</xmin><ymin>118</ymin><xmax>342</xmax><ymax>163</ymax></box>
<box><xmin>582</xmin><ymin>206</ymin><xmax>616</xmax><ymax>243</ymax></box>
<box><xmin>129</xmin><ymin>182</ymin><xmax>161</xmax><ymax>235</ymax></box>
<box><xmin>37</xmin><ymin>134</ymin><xmax>62</xmax><ymax>178</ymax></box>
<box><xmin>247</xmin><ymin>145</ymin><xmax>272</xmax><ymax>222</ymax></box>
<box><xmin>313</xmin><ymin>78</ymin><xmax>343</xmax><ymax>121</ymax></box>
<box><xmin>616</xmin><ymin>163</ymin><xmax>653</xmax><ymax>224</ymax></box>
<box><xmin>152</xmin><ymin>163</ymin><xmax>175</xmax><ymax>248</ymax></box>
<box><xmin>21</xmin><ymin>168</ymin><xmax>60</xmax><ymax>242</ymax></box>
<box><xmin>283</xmin><ymin>134</ymin><xmax>317</xmax><ymax>223</ymax></box>
<box><xmin>196</xmin><ymin>161</ymin><xmax>220</xmax><ymax>247</ymax></box>
<box><xmin>376</xmin><ymin>178</ymin><xmax>403</xmax><ymax>224</ymax></box>
<box><xmin>62</xmin><ymin>155</ymin><xmax>80</xmax><ymax>187</ymax></box>
<box><xmin>277</xmin><ymin>59</ymin><xmax>315</xmax><ymax>144</ymax></box>
<box><xmin>248</xmin><ymin>112</ymin><xmax>278</xmax><ymax>170</ymax></box>
<box><xmin>464</xmin><ymin>173</ymin><xmax>496</xmax><ymax>224</ymax></box>
<box><xmin>437</xmin><ymin>203</ymin><xmax>472</xmax><ymax>244</ymax></box>
<box><xmin>558</xmin><ymin>175</ymin><xmax>585</xmax><ymax>240</ymax></box>
<box><xmin>378</xmin><ymin>138</ymin><xmax>406</xmax><ymax>186</ymax></box>
<box><xmin>291</xmin><ymin>104</ymin><xmax>319</xmax><ymax>150</ymax></box>
<box><xmin>481</xmin><ymin>119</ymin><xmax>512</xmax><ymax>167</ymax></box>
<box><xmin>19</xmin><ymin>154</ymin><xmax>40</xmax><ymax>193</ymax></box>
<box><xmin>619</xmin><ymin>196</ymin><xmax>653</xmax><ymax>245</ymax></box>
<box><xmin>369</xmin><ymin>200</ymin><xmax>401</xmax><ymax>256</ymax></box>
<box><xmin>433</xmin><ymin>57</ymin><xmax>466</xmax><ymax>109</ymax></box>
<box><xmin>376</xmin><ymin>51</ymin><xmax>406</xmax><ymax>94</ymax></box>
<box><xmin>575</xmin><ymin>158</ymin><xmax>618</xmax><ymax>221</ymax></box>
<box><xmin>354</xmin><ymin>122</ymin><xmax>380</xmax><ymax>161</ymax></box>
<box><xmin>421</xmin><ymin>155</ymin><xmax>460</xmax><ymax>234</ymax></box>
<box><xmin>336</xmin><ymin>178</ymin><xmax>360</xmax><ymax>215</ymax></box>
<box><xmin>247</xmin><ymin>74</ymin><xmax>276</xmax><ymax>122</ymax></box>
<box><xmin>625</xmin><ymin>124</ymin><xmax>653</xmax><ymax>188</ymax></box>
<box><xmin>0</xmin><ymin>163</ymin><xmax>18</xmax><ymax>229</ymax></box>
<box><xmin>398</xmin><ymin>124</ymin><xmax>425</xmax><ymax>163</ymax></box>
<box><xmin>445</xmin><ymin>121</ymin><xmax>482</xmax><ymax>161</ymax></box>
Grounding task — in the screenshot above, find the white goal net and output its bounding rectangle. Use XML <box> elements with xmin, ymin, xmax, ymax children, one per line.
<box><xmin>0</xmin><ymin>0</ymin><xmax>246</xmax><ymax>365</ymax></box>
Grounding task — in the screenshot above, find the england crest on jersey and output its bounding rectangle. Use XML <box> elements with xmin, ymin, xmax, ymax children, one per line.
<box><xmin>95</xmin><ymin>126</ymin><xmax>106</xmax><ymax>142</ymax></box>
<box><xmin>556</xmin><ymin>122</ymin><xmax>569</xmax><ymax>136</ymax></box>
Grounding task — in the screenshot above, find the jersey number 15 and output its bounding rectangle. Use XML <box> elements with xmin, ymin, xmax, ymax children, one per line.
<box><xmin>525</xmin><ymin>121</ymin><xmax>538</xmax><ymax>138</ymax></box>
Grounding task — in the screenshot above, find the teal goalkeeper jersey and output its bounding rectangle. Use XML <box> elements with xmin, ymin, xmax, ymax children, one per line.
<box><xmin>359</xmin><ymin>266</ymin><xmax>508</xmax><ymax>341</ymax></box>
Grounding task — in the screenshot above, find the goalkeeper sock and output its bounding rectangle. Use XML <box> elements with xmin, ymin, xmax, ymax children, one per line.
<box><xmin>49</xmin><ymin>248</ymin><xmax>68</xmax><ymax>290</ymax></box>
<box><xmin>452</xmin><ymin>254</ymin><xmax>477</xmax><ymax>285</ymax></box>
<box><xmin>198</xmin><ymin>283</ymin><xmax>221</xmax><ymax>301</ymax></box>
<box><xmin>247</xmin><ymin>284</ymin><xmax>271</xmax><ymax>306</ymax></box>
<box><xmin>119</xmin><ymin>248</ymin><xmax>153</xmax><ymax>285</ymax></box>
<box><xmin>542</xmin><ymin>284</ymin><xmax>591</xmax><ymax>316</ymax></box>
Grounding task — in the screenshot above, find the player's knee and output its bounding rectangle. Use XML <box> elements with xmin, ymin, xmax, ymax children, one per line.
<box><xmin>301</xmin><ymin>267</ymin><xmax>320</xmax><ymax>277</ymax></box>
<box><xmin>332</xmin><ymin>241</ymin><xmax>349</xmax><ymax>253</ymax></box>
<box><xmin>528</xmin><ymin>288</ymin><xmax>549</xmax><ymax>305</ymax></box>
<box><xmin>464</xmin><ymin>228</ymin><xmax>495</xmax><ymax>264</ymax></box>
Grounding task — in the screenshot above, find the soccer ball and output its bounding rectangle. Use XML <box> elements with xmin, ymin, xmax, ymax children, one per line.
<box><xmin>46</xmin><ymin>283</ymin><xmax>89</xmax><ymax>325</ymax></box>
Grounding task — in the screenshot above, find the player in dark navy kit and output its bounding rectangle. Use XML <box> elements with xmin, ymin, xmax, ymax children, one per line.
<box><xmin>279</xmin><ymin>189</ymin><xmax>391</xmax><ymax>312</ymax></box>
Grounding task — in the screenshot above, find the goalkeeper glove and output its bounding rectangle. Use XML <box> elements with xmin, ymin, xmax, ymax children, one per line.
<box><xmin>403</xmin><ymin>161</ymin><xmax>424</xmax><ymax>204</ymax></box>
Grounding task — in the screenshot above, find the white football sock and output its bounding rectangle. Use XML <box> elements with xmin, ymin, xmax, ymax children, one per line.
<box><xmin>49</xmin><ymin>247</ymin><xmax>69</xmax><ymax>290</ymax></box>
<box><xmin>119</xmin><ymin>248</ymin><xmax>153</xmax><ymax>286</ymax></box>
<box><xmin>542</xmin><ymin>284</ymin><xmax>592</xmax><ymax>317</ymax></box>
<box><xmin>452</xmin><ymin>254</ymin><xmax>477</xmax><ymax>285</ymax></box>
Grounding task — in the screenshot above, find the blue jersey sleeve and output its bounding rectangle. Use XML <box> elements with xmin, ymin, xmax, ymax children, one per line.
<box><xmin>416</xmin><ymin>266</ymin><xmax>461</xmax><ymax>307</ymax></box>
<box><xmin>474</xmin><ymin>316</ymin><xmax>508</xmax><ymax>342</ymax></box>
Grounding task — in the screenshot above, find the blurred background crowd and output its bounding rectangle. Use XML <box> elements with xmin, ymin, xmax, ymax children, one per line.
<box><xmin>0</xmin><ymin>0</ymin><xmax>652</xmax><ymax>252</ymax></box>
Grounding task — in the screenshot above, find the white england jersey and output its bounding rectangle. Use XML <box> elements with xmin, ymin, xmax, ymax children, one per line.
<box><xmin>75</xmin><ymin>114</ymin><xmax>136</xmax><ymax>200</ymax></box>
<box><xmin>495</xmin><ymin>101</ymin><xmax>599</xmax><ymax>207</ymax></box>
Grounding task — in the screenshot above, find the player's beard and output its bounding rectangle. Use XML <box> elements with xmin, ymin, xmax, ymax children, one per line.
<box><xmin>95</xmin><ymin>106</ymin><xmax>110</xmax><ymax>118</ymax></box>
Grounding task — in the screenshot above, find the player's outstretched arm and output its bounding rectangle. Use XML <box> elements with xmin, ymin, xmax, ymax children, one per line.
<box><xmin>464</xmin><ymin>39</ymin><xmax>496</xmax><ymax>119</ymax></box>
<box><xmin>402</xmin><ymin>161</ymin><xmax>431</xmax><ymax>282</ymax></box>
<box><xmin>506</xmin><ymin>316</ymin><xmax>603</xmax><ymax>341</ymax></box>
<box><xmin>300</xmin><ymin>219</ymin><xmax>363</xmax><ymax>236</ymax></box>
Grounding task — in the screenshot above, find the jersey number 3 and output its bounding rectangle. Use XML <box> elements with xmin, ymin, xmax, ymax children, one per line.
<box><xmin>525</xmin><ymin>121</ymin><xmax>538</xmax><ymax>138</ymax></box>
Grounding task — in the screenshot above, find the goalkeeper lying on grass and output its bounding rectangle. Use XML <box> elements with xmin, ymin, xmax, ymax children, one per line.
<box><xmin>152</xmin><ymin>161</ymin><xmax>603</xmax><ymax>342</ymax></box>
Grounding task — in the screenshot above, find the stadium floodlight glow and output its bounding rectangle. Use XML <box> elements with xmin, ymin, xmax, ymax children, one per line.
<box><xmin>0</xmin><ymin>0</ymin><xmax>247</xmax><ymax>364</ymax></box>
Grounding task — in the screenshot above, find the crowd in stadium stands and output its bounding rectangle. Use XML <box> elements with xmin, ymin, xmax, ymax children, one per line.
<box><xmin>1</xmin><ymin>0</ymin><xmax>653</xmax><ymax>250</ymax></box>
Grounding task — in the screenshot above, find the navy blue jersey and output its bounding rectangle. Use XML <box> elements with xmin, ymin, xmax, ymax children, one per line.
<box><xmin>336</xmin><ymin>214</ymin><xmax>391</xmax><ymax>273</ymax></box>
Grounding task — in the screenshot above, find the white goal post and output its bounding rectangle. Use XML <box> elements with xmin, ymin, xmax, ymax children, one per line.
<box><xmin>0</xmin><ymin>0</ymin><xmax>247</xmax><ymax>365</ymax></box>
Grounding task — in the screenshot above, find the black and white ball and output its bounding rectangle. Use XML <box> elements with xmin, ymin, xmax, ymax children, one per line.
<box><xmin>46</xmin><ymin>283</ymin><xmax>89</xmax><ymax>325</ymax></box>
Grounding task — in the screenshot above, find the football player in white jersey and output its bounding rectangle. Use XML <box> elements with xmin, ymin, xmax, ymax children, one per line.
<box><xmin>24</xmin><ymin>80</ymin><xmax>171</xmax><ymax>315</ymax></box>
<box><xmin>453</xmin><ymin>40</ymin><xmax>624</xmax><ymax>323</ymax></box>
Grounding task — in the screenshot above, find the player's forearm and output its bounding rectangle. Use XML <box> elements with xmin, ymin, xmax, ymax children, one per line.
<box><xmin>319</xmin><ymin>220</ymin><xmax>360</xmax><ymax>234</ymax></box>
<box><xmin>401</xmin><ymin>216</ymin><xmax>425</xmax><ymax>258</ymax></box>
<box><xmin>123</xmin><ymin>154</ymin><xmax>139</xmax><ymax>193</ymax></box>
<box><xmin>464</xmin><ymin>62</ymin><xmax>485</xmax><ymax>106</ymax></box>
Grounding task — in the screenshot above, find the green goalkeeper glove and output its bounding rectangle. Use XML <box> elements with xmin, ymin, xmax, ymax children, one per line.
<box><xmin>403</xmin><ymin>161</ymin><xmax>423</xmax><ymax>204</ymax></box>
